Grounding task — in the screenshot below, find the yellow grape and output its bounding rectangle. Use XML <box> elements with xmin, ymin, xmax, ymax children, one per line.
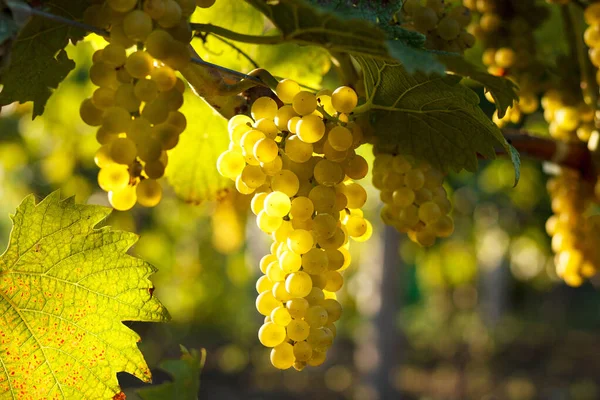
<box><xmin>109</xmin><ymin>185</ymin><xmax>137</xmax><ymax>211</ymax></box>
<box><xmin>136</xmin><ymin>179</ymin><xmax>163</xmax><ymax>207</ymax></box>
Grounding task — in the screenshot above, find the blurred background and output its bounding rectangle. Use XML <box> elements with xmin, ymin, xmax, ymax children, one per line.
<box><xmin>1</xmin><ymin>3</ymin><xmax>600</xmax><ymax>399</ymax></box>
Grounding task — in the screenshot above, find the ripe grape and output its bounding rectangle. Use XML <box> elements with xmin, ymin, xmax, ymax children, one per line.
<box><xmin>136</xmin><ymin>179</ymin><xmax>162</xmax><ymax>207</ymax></box>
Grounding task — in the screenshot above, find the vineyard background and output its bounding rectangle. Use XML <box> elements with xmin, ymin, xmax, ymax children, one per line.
<box><xmin>0</xmin><ymin>1</ymin><xmax>600</xmax><ymax>399</ymax></box>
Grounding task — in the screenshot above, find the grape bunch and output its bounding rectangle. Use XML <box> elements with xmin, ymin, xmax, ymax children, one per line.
<box><xmin>400</xmin><ymin>0</ymin><xmax>476</xmax><ymax>53</ymax></box>
<box><xmin>546</xmin><ymin>170</ymin><xmax>600</xmax><ymax>287</ymax></box>
<box><xmin>80</xmin><ymin>0</ymin><xmax>216</xmax><ymax>210</ymax></box>
<box><xmin>464</xmin><ymin>0</ymin><xmax>547</xmax><ymax>126</ymax></box>
<box><xmin>217</xmin><ymin>81</ymin><xmax>371</xmax><ymax>370</ymax></box>
<box><xmin>372</xmin><ymin>151</ymin><xmax>454</xmax><ymax>247</ymax></box>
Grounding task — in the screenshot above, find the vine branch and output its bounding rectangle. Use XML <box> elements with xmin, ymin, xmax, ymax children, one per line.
<box><xmin>500</xmin><ymin>130</ymin><xmax>596</xmax><ymax>180</ymax></box>
<box><xmin>191</xmin><ymin>23</ymin><xmax>284</xmax><ymax>45</ymax></box>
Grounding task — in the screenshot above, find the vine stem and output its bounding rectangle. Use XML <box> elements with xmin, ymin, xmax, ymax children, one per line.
<box><xmin>190</xmin><ymin>23</ymin><xmax>283</xmax><ymax>45</ymax></box>
<box><xmin>500</xmin><ymin>130</ymin><xmax>595</xmax><ymax>180</ymax></box>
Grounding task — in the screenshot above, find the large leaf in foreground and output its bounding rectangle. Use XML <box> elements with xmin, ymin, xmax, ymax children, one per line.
<box><xmin>137</xmin><ymin>346</ymin><xmax>206</xmax><ymax>400</ymax></box>
<box><xmin>0</xmin><ymin>192</ymin><xmax>170</xmax><ymax>399</ymax></box>
<box><xmin>357</xmin><ymin>56</ymin><xmax>520</xmax><ymax>181</ymax></box>
<box><xmin>165</xmin><ymin>92</ymin><xmax>232</xmax><ymax>204</ymax></box>
<box><xmin>0</xmin><ymin>0</ymin><xmax>94</xmax><ymax>118</ymax></box>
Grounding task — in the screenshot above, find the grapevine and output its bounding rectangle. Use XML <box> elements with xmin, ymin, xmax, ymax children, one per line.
<box><xmin>218</xmin><ymin>82</ymin><xmax>372</xmax><ymax>370</ymax></box>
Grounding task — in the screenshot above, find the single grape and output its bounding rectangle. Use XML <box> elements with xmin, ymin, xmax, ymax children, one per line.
<box><xmin>292</xmin><ymin>91</ymin><xmax>318</xmax><ymax>116</ymax></box>
<box><xmin>136</xmin><ymin>179</ymin><xmax>163</xmax><ymax>207</ymax></box>
<box><xmin>258</xmin><ymin>321</ymin><xmax>286</xmax><ymax>347</ymax></box>
<box><xmin>108</xmin><ymin>185</ymin><xmax>138</xmax><ymax>210</ymax></box>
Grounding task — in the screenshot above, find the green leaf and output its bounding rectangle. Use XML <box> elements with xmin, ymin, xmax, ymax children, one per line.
<box><xmin>0</xmin><ymin>191</ymin><xmax>170</xmax><ymax>399</ymax></box>
<box><xmin>246</xmin><ymin>0</ymin><xmax>442</xmax><ymax>73</ymax></box>
<box><xmin>439</xmin><ymin>54</ymin><xmax>519</xmax><ymax>119</ymax></box>
<box><xmin>137</xmin><ymin>346</ymin><xmax>206</xmax><ymax>400</ymax></box>
<box><xmin>357</xmin><ymin>56</ymin><xmax>520</xmax><ymax>181</ymax></box>
<box><xmin>0</xmin><ymin>0</ymin><xmax>93</xmax><ymax>118</ymax></box>
<box><xmin>165</xmin><ymin>92</ymin><xmax>233</xmax><ymax>204</ymax></box>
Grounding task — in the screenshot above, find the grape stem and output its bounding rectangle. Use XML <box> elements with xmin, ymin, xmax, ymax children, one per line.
<box><xmin>500</xmin><ymin>130</ymin><xmax>596</xmax><ymax>180</ymax></box>
<box><xmin>190</xmin><ymin>23</ymin><xmax>284</xmax><ymax>45</ymax></box>
<box><xmin>198</xmin><ymin>32</ymin><xmax>260</xmax><ymax>69</ymax></box>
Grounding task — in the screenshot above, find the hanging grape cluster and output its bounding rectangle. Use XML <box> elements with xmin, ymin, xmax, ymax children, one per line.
<box><xmin>80</xmin><ymin>0</ymin><xmax>215</xmax><ymax>210</ymax></box>
<box><xmin>217</xmin><ymin>81</ymin><xmax>372</xmax><ymax>370</ymax></box>
<box><xmin>399</xmin><ymin>0</ymin><xmax>476</xmax><ymax>53</ymax></box>
<box><xmin>371</xmin><ymin>151</ymin><xmax>454</xmax><ymax>247</ymax></box>
<box><xmin>464</xmin><ymin>0</ymin><xmax>547</xmax><ymax>126</ymax></box>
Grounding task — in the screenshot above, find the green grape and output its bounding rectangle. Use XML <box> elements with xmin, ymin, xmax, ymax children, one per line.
<box><xmin>261</xmin><ymin>156</ymin><xmax>283</xmax><ymax>176</ymax></box>
<box><xmin>80</xmin><ymin>98</ymin><xmax>104</xmax><ymax>126</ymax></box>
<box><xmin>331</xmin><ymin>86</ymin><xmax>358</xmax><ymax>114</ymax></box>
<box><xmin>413</xmin><ymin>6</ymin><xmax>438</xmax><ymax>32</ymax></box>
<box><xmin>418</xmin><ymin>200</ymin><xmax>442</xmax><ymax>224</ymax></box>
<box><xmin>137</xmin><ymin>136</ymin><xmax>162</xmax><ymax>162</ymax></box>
<box><xmin>304</xmin><ymin>306</ymin><xmax>328</xmax><ymax>328</ymax></box>
<box><xmin>257</xmin><ymin>210</ymin><xmax>283</xmax><ymax>233</ymax></box>
<box><xmin>322</xmin><ymin>299</ymin><xmax>342</xmax><ymax>322</ymax></box>
<box><xmin>252</xmin><ymin>97</ymin><xmax>278</xmax><ymax>120</ymax></box>
<box><xmin>217</xmin><ymin>150</ymin><xmax>246</xmax><ymax>179</ymax></box>
<box><xmin>109</xmin><ymin>23</ymin><xmax>136</xmax><ymax>48</ymax></box>
<box><xmin>287</xmin><ymin>116</ymin><xmax>301</xmax><ymax>134</ymax></box>
<box><xmin>291</xmin><ymin>341</ymin><xmax>312</xmax><ymax>363</ymax></box>
<box><xmin>256</xmin><ymin>291</ymin><xmax>282</xmax><ymax>316</ymax></box>
<box><xmin>96</xmin><ymin>127</ymin><xmax>119</xmax><ymax>146</ymax></box>
<box><xmin>287</xmin><ymin>320</ymin><xmax>310</xmax><ymax>342</ymax></box>
<box><xmin>241</xmin><ymin>129</ymin><xmax>266</xmax><ymax>157</ymax></box>
<box><xmin>102</xmin><ymin>44</ymin><xmax>127</xmax><ymax>67</ymax></box>
<box><xmin>271</xmin><ymin>170</ymin><xmax>300</xmax><ymax>197</ymax></box>
<box><xmin>585</xmin><ymin>3</ymin><xmax>600</xmax><ymax>25</ymax></box>
<box><xmin>158</xmin><ymin>89</ymin><xmax>184</xmax><ymax>111</ymax></box>
<box><xmin>270</xmin><ymin>342</ymin><xmax>295</xmax><ymax>370</ymax></box>
<box><xmin>98</xmin><ymin>164</ymin><xmax>130</xmax><ymax>192</ymax></box>
<box><xmin>286</xmin><ymin>298</ymin><xmax>309</xmax><ymax>319</ymax></box>
<box><xmin>251</xmin><ymin>118</ymin><xmax>277</xmax><ymax>139</ymax></box>
<box><xmin>144</xmin><ymin>0</ymin><xmax>166</xmax><ymax>19</ymax></box>
<box><xmin>258</xmin><ymin>321</ymin><xmax>286</xmax><ymax>347</ymax></box>
<box><xmin>494</xmin><ymin>47</ymin><xmax>517</xmax><ymax>69</ymax></box>
<box><xmin>392</xmin><ymin>187</ymin><xmax>415</xmax><ymax>207</ymax></box>
<box><xmin>287</xmin><ymin>229</ymin><xmax>314</xmax><ymax>254</ymax></box>
<box><xmin>136</xmin><ymin>179</ymin><xmax>162</xmax><ymax>207</ymax></box>
<box><xmin>264</xmin><ymin>191</ymin><xmax>291</xmax><ymax>218</ymax></box>
<box><xmin>292</xmin><ymin>91</ymin><xmax>317</xmax><ymax>116</ymax></box>
<box><xmin>323</xmin><ymin>140</ymin><xmax>348</xmax><ymax>162</ymax></box>
<box><xmin>302</xmin><ymin>248</ymin><xmax>328</xmax><ymax>275</ymax></box>
<box><xmin>285</xmin><ymin>271</ymin><xmax>313</xmax><ymax>297</ymax></box>
<box><xmin>345</xmin><ymin>215</ymin><xmax>367</xmax><ymax>237</ymax></box>
<box><xmin>102</xmin><ymin>106</ymin><xmax>132</xmax><ymax>133</ymax></box>
<box><xmin>404</xmin><ymin>169</ymin><xmax>425</xmax><ymax>190</ymax></box>
<box><xmin>271</xmin><ymin>306</ymin><xmax>292</xmax><ymax>327</ymax></box>
<box><xmin>273</xmin><ymin>220</ymin><xmax>294</xmax><ymax>243</ymax></box>
<box><xmin>146</xmin><ymin>29</ymin><xmax>174</xmax><ymax>60</ymax></box>
<box><xmin>274</xmin><ymin>105</ymin><xmax>298</xmax><ymax>131</ymax></box>
<box><xmin>163</xmin><ymin>41</ymin><xmax>191</xmax><ymax>70</ymax></box>
<box><xmin>196</xmin><ymin>0</ymin><xmax>216</xmax><ymax>7</ymax></box>
<box><xmin>284</xmin><ymin>135</ymin><xmax>313</xmax><ymax>163</ymax></box>
<box><xmin>314</xmin><ymin>159</ymin><xmax>344</xmax><ymax>186</ymax></box>
<box><xmin>317</xmin><ymin>228</ymin><xmax>346</xmax><ymax>250</ymax></box>
<box><xmin>123</xmin><ymin>10</ymin><xmax>153</xmax><ymax>41</ymax></box>
<box><xmin>157</xmin><ymin>0</ymin><xmax>183</xmax><ymax>28</ymax></box>
<box><xmin>256</xmin><ymin>275</ymin><xmax>274</xmax><ymax>293</ymax></box>
<box><xmin>152</xmin><ymin>123</ymin><xmax>179</xmax><ymax>150</ymax></box>
<box><xmin>345</xmin><ymin>155</ymin><xmax>368</xmax><ymax>180</ymax></box>
<box><xmin>145</xmin><ymin>160</ymin><xmax>166</xmax><ymax>179</ymax></box>
<box><xmin>324</xmin><ymin>271</ymin><xmax>343</xmax><ymax>292</ymax></box>
<box><xmin>276</xmin><ymin>79</ymin><xmax>301</xmax><ymax>104</ymax></box>
<box><xmin>304</xmin><ymin>287</ymin><xmax>325</xmax><ymax>305</ymax></box>
<box><xmin>235</xmin><ymin>175</ymin><xmax>255</xmax><ymax>195</ymax></box>
<box><xmin>449</xmin><ymin>5</ymin><xmax>472</xmax><ymax>27</ymax></box>
<box><xmin>327</xmin><ymin>125</ymin><xmax>353</xmax><ymax>151</ymax></box>
<box><xmin>114</xmin><ymin>83</ymin><xmax>142</xmax><ymax>113</ymax></box>
<box><xmin>325</xmin><ymin>249</ymin><xmax>344</xmax><ymax>271</ymax></box>
<box><xmin>290</xmin><ymin>197</ymin><xmax>314</xmax><ymax>220</ymax></box>
<box><xmin>109</xmin><ymin>185</ymin><xmax>138</xmax><ymax>211</ymax></box>
<box><xmin>92</xmin><ymin>87</ymin><xmax>116</xmax><ymax>109</ymax></box>
<box><xmin>309</xmin><ymin>185</ymin><xmax>336</xmax><ymax>213</ymax></box>
<box><xmin>109</xmin><ymin>137</ymin><xmax>137</xmax><ymax>165</ymax></box>
<box><xmin>134</xmin><ymin>79</ymin><xmax>159</xmax><ymax>102</ymax></box>
<box><xmin>436</xmin><ymin>17</ymin><xmax>460</xmax><ymax>40</ymax></box>
<box><xmin>399</xmin><ymin>204</ymin><xmax>420</xmax><ymax>227</ymax></box>
<box><xmin>432</xmin><ymin>215</ymin><xmax>454</xmax><ymax>237</ymax></box>
<box><xmin>272</xmin><ymin>281</ymin><xmax>293</xmax><ymax>302</ymax></box>
<box><xmin>151</xmin><ymin>66</ymin><xmax>177</xmax><ymax>91</ymax></box>
<box><xmin>167</xmin><ymin>111</ymin><xmax>187</xmax><ymax>133</ymax></box>
<box><xmin>307</xmin><ymin>350</ymin><xmax>326</xmax><ymax>367</ymax></box>
<box><xmin>279</xmin><ymin>250</ymin><xmax>302</xmax><ymax>274</ymax></box>
<box><xmin>241</xmin><ymin>164</ymin><xmax>266</xmax><ymax>188</ymax></box>
<box><xmin>125</xmin><ymin>51</ymin><xmax>154</xmax><ymax>79</ymax></box>
<box><xmin>266</xmin><ymin>261</ymin><xmax>286</xmax><ymax>282</ymax></box>
<box><xmin>89</xmin><ymin>61</ymin><xmax>118</xmax><ymax>88</ymax></box>
<box><xmin>341</xmin><ymin>182</ymin><xmax>367</xmax><ymax>209</ymax></box>
<box><xmin>415</xmin><ymin>228</ymin><xmax>436</xmax><ymax>247</ymax></box>
<box><xmin>309</xmin><ymin>274</ymin><xmax>327</xmax><ymax>290</ymax></box>
<box><xmin>253</xmin><ymin>138</ymin><xmax>279</xmax><ymax>163</ymax></box>
<box><xmin>95</xmin><ymin>144</ymin><xmax>114</xmax><ymax>168</ymax></box>
<box><xmin>107</xmin><ymin>0</ymin><xmax>137</xmax><ymax>12</ymax></box>
<box><xmin>176</xmin><ymin>0</ymin><xmax>197</xmax><ymax>16</ymax></box>
<box><xmin>312</xmin><ymin>214</ymin><xmax>337</xmax><ymax>240</ymax></box>
<box><xmin>296</xmin><ymin>115</ymin><xmax>325</xmax><ymax>143</ymax></box>
<box><xmin>142</xmin><ymin>99</ymin><xmax>169</xmax><ymax>125</ymax></box>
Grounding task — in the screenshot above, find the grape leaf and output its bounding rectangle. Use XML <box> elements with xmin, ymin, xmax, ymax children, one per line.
<box><xmin>245</xmin><ymin>0</ymin><xmax>445</xmax><ymax>74</ymax></box>
<box><xmin>357</xmin><ymin>56</ymin><xmax>520</xmax><ymax>182</ymax></box>
<box><xmin>165</xmin><ymin>91</ymin><xmax>233</xmax><ymax>204</ymax></box>
<box><xmin>0</xmin><ymin>0</ymin><xmax>93</xmax><ymax>118</ymax></box>
<box><xmin>137</xmin><ymin>346</ymin><xmax>206</xmax><ymax>400</ymax></box>
<box><xmin>439</xmin><ymin>54</ymin><xmax>519</xmax><ymax>119</ymax></box>
<box><xmin>0</xmin><ymin>192</ymin><xmax>170</xmax><ymax>399</ymax></box>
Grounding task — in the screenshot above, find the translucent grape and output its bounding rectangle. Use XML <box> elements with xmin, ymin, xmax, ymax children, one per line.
<box><xmin>276</xmin><ymin>79</ymin><xmax>301</xmax><ymax>103</ymax></box>
<box><xmin>270</xmin><ymin>342</ymin><xmax>295</xmax><ymax>370</ymax></box>
<box><xmin>108</xmin><ymin>185</ymin><xmax>137</xmax><ymax>211</ymax></box>
<box><xmin>287</xmin><ymin>229</ymin><xmax>314</xmax><ymax>254</ymax></box>
<box><xmin>292</xmin><ymin>91</ymin><xmax>317</xmax><ymax>116</ymax></box>
<box><xmin>257</xmin><ymin>210</ymin><xmax>282</xmax><ymax>233</ymax></box>
<box><xmin>264</xmin><ymin>191</ymin><xmax>291</xmax><ymax>218</ymax></box>
<box><xmin>285</xmin><ymin>271</ymin><xmax>313</xmax><ymax>297</ymax></box>
<box><xmin>287</xmin><ymin>320</ymin><xmax>310</xmax><ymax>342</ymax></box>
<box><xmin>296</xmin><ymin>115</ymin><xmax>325</xmax><ymax>143</ymax></box>
<box><xmin>258</xmin><ymin>321</ymin><xmax>286</xmax><ymax>347</ymax></box>
<box><xmin>331</xmin><ymin>86</ymin><xmax>358</xmax><ymax>114</ymax></box>
<box><xmin>271</xmin><ymin>306</ymin><xmax>292</xmax><ymax>326</ymax></box>
<box><xmin>286</xmin><ymin>298</ymin><xmax>309</xmax><ymax>319</ymax></box>
<box><xmin>256</xmin><ymin>291</ymin><xmax>282</xmax><ymax>316</ymax></box>
<box><xmin>123</xmin><ymin>10</ymin><xmax>153</xmax><ymax>41</ymax></box>
<box><xmin>290</xmin><ymin>197</ymin><xmax>314</xmax><ymax>220</ymax></box>
<box><xmin>98</xmin><ymin>164</ymin><xmax>130</xmax><ymax>192</ymax></box>
<box><xmin>252</xmin><ymin>97</ymin><xmax>278</xmax><ymax>120</ymax></box>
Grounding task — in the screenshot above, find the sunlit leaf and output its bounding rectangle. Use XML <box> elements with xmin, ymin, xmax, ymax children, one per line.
<box><xmin>0</xmin><ymin>191</ymin><xmax>170</xmax><ymax>399</ymax></box>
<box><xmin>137</xmin><ymin>346</ymin><xmax>206</xmax><ymax>400</ymax></box>
<box><xmin>0</xmin><ymin>0</ymin><xmax>94</xmax><ymax>118</ymax></box>
<box><xmin>165</xmin><ymin>92</ymin><xmax>232</xmax><ymax>204</ymax></box>
<box><xmin>357</xmin><ymin>56</ymin><xmax>520</xmax><ymax>182</ymax></box>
